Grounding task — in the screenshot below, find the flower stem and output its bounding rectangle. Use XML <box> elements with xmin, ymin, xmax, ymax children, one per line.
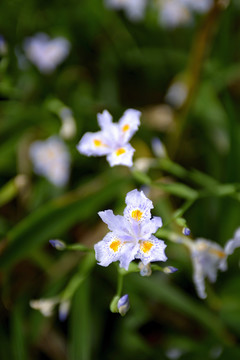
<box><xmin>168</xmin><ymin>0</ymin><xmax>227</xmax><ymax>159</ymax></box>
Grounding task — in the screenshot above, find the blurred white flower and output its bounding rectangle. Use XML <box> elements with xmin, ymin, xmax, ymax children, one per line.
<box><xmin>159</xmin><ymin>0</ymin><xmax>192</xmax><ymax>28</ymax></box>
<box><xmin>180</xmin><ymin>0</ymin><xmax>213</xmax><ymax>13</ymax></box>
<box><xmin>104</xmin><ymin>0</ymin><xmax>147</xmax><ymax>21</ymax></box>
<box><xmin>165</xmin><ymin>81</ymin><xmax>188</xmax><ymax>108</ymax></box>
<box><xmin>166</xmin><ymin>347</ymin><xmax>183</xmax><ymax>360</ymax></box>
<box><xmin>30</xmin><ymin>136</ymin><xmax>70</xmax><ymax>187</ymax></box>
<box><xmin>158</xmin><ymin>0</ymin><xmax>213</xmax><ymax>28</ymax></box>
<box><xmin>30</xmin><ymin>298</ymin><xmax>58</xmax><ymax>317</ymax></box>
<box><xmin>30</xmin><ymin>297</ymin><xmax>70</xmax><ymax>321</ymax></box>
<box><xmin>59</xmin><ymin>107</ymin><xmax>77</xmax><ymax>139</ymax></box>
<box><xmin>188</xmin><ymin>228</ymin><xmax>240</xmax><ymax>299</ymax></box>
<box><xmin>23</xmin><ymin>33</ymin><xmax>70</xmax><ymax>73</ymax></box>
<box><xmin>151</xmin><ymin>137</ymin><xmax>167</xmax><ymax>158</ymax></box>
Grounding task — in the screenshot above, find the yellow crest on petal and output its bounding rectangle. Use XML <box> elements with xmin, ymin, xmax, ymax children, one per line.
<box><xmin>209</xmin><ymin>248</ymin><xmax>226</xmax><ymax>258</ymax></box>
<box><xmin>140</xmin><ymin>241</ymin><xmax>153</xmax><ymax>253</ymax></box>
<box><xmin>122</xmin><ymin>124</ymin><xmax>130</xmax><ymax>132</ymax></box>
<box><xmin>131</xmin><ymin>209</ymin><xmax>143</xmax><ymax>221</ymax></box>
<box><xmin>116</xmin><ymin>148</ymin><xmax>126</xmax><ymax>156</ymax></box>
<box><xmin>110</xmin><ymin>239</ymin><xmax>121</xmax><ymax>252</ymax></box>
<box><xmin>94</xmin><ymin>139</ymin><xmax>102</xmax><ymax>147</ymax></box>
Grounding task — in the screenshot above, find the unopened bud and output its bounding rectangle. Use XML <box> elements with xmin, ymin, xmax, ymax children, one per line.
<box><xmin>163</xmin><ymin>266</ymin><xmax>178</xmax><ymax>274</ymax></box>
<box><xmin>49</xmin><ymin>239</ymin><xmax>66</xmax><ymax>250</ymax></box>
<box><xmin>151</xmin><ymin>137</ymin><xmax>166</xmax><ymax>158</ymax></box>
<box><xmin>59</xmin><ymin>300</ymin><xmax>70</xmax><ymax>321</ymax></box>
<box><xmin>182</xmin><ymin>227</ymin><xmax>191</xmax><ymax>236</ymax></box>
<box><xmin>138</xmin><ymin>262</ymin><xmax>152</xmax><ymax>277</ymax></box>
<box><xmin>117</xmin><ymin>294</ymin><xmax>130</xmax><ymax>316</ymax></box>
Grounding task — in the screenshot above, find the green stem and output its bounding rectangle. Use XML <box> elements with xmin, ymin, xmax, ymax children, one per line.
<box><xmin>117</xmin><ymin>269</ymin><xmax>124</xmax><ymax>297</ymax></box>
<box><xmin>168</xmin><ymin>0</ymin><xmax>226</xmax><ymax>158</ymax></box>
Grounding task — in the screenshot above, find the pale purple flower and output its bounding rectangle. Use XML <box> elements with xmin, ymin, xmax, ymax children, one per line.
<box><xmin>30</xmin><ymin>136</ymin><xmax>70</xmax><ymax>187</ymax></box>
<box><xmin>77</xmin><ymin>109</ymin><xmax>141</xmax><ymax>167</ymax></box>
<box><xmin>104</xmin><ymin>0</ymin><xmax>147</xmax><ymax>21</ymax></box>
<box><xmin>189</xmin><ymin>228</ymin><xmax>240</xmax><ymax>299</ymax></box>
<box><xmin>23</xmin><ymin>33</ymin><xmax>70</xmax><ymax>74</ymax></box>
<box><xmin>94</xmin><ymin>189</ymin><xmax>167</xmax><ymax>270</ymax></box>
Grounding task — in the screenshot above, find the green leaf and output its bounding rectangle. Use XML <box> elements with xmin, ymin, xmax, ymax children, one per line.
<box><xmin>69</xmin><ymin>278</ymin><xmax>92</xmax><ymax>360</ymax></box>
<box><xmin>10</xmin><ymin>304</ymin><xmax>28</xmax><ymax>360</ymax></box>
<box><xmin>126</xmin><ymin>275</ymin><xmax>231</xmax><ymax>344</ymax></box>
<box><xmin>0</xmin><ymin>175</ymin><xmax>129</xmax><ymax>269</ymax></box>
<box><xmin>131</xmin><ymin>169</ymin><xmax>151</xmax><ymax>185</ymax></box>
<box><xmin>153</xmin><ymin>181</ymin><xmax>198</xmax><ymax>200</ymax></box>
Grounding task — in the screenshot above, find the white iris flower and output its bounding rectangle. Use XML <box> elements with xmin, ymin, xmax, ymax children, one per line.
<box><xmin>189</xmin><ymin>228</ymin><xmax>240</xmax><ymax>299</ymax></box>
<box><xmin>94</xmin><ymin>189</ymin><xmax>167</xmax><ymax>270</ymax></box>
<box><xmin>77</xmin><ymin>109</ymin><xmax>141</xmax><ymax>167</ymax></box>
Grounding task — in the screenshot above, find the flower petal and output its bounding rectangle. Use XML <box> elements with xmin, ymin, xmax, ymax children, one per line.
<box><xmin>224</xmin><ymin>228</ymin><xmax>240</xmax><ymax>255</ymax></box>
<box><xmin>119</xmin><ymin>242</ymin><xmax>139</xmax><ymax>270</ymax></box>
<box><xmin>135</xmin><ymin>235</ymin><xmax>167</xmax><ymax>265</ymax></box>
<box><xmin>97</xmin><ymin>110</ymin><xmax>113</xmax><ymax>130</ymax></box>
<box><xmin>94</xmin><ymin>232</ymin><xmax>125</xmax><ymax>267</ymax></box>
<box><xmin>124</xmin><ymin>189</ymin><xmax>153</xmax><ymax>223</ymax></box>
<box><xmin>98</xmin><ymin>210</ymin><xmax>132</xmax><ymax>240</ymax></box>
<box><xmin>140</xmin><ymin>216</ymin><xmax>163</xmax><ymax>240</ymax></box>
<box><xmin>118</xmin><ymin>108</ymin><xmax>141</xmax><ymax>144</ymax></box>
<box><xmin>77</xmin><ymin>131</ymin><xmax>111</xmax><ymax>156</ymax></box>
<box><xmin>192</xmin><ymin>255</ymin><xmax>207</xmax><ymax>299</ymax></box>
<box><xmin>106</xmin><ymin>143</ymin><xmax>135</xmax><ymax>167</ymax></box>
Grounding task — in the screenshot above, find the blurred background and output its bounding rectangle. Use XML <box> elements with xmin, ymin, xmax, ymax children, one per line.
<box><xmin>1</xmin><ymin>0</ymin><xmax>240</xmax><ymax>359</ymax></box>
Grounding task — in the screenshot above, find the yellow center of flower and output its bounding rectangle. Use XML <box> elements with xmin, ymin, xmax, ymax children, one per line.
<box><xmin>47</xmin><ymin>149</ymin><xmax>56</xmax><ymax>159</ymax></box>
<box><xmin>131</xmin><ymin>209</ymin><xmax>143</xmax><ymax>221</ymax></box>
<box><xmin>116</xmin><ymin>148</ymin><xmax>126</xmax><ymax>156</ymax></box>
<box><xmin>122</xmin><ymin>124</ymin><xmax>130</xmax><ymax>132</ymax></box>
<box><xmin>140</xmin><ymin>241</ymin><xmax>153</xmax><ymax>253</ymax></box>
<box><xmin>197</xmin><ymin>242</ymin><xmax>226</xmax><ymax>258</ymax></box>
<box><xmin>110</xmin><ymin>239</ymin><xmax>121</xmax><ymax>252</ymax></box>
<box><xmin>209</xmin><ymin>248</ymin><xmax>226</xmax><ymax>258</ymax></box>
<box><xmin>94</xmin><ymin>139</ymin><xmax>102</xmax><ymax>147</ymax></box>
